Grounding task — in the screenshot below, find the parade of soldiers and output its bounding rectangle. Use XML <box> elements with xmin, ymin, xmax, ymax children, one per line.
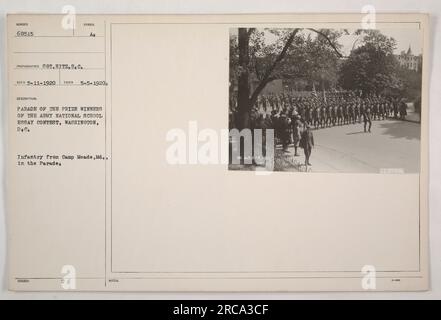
<box><xmin>229</xmin><ymin>90</ymin><xmax>408</xmax><ymax>167</ymax></box>
<box><xmin>231</xmin><ymin>91</ymin><xmax>407</xmax><ymax>145</ymax></box>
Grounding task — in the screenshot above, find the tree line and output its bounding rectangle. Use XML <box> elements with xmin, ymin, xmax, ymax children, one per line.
<box><xmin>230</xmin><ymin>28</ymin><xmax>422</xmax><ymax>130</ymax></box>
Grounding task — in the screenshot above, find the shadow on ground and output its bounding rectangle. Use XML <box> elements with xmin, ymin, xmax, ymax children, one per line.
<box><xmin>378</xmin><ymin>121</ymin><xmax>421</xmax><ymax>140</ymax></box>
<box><xmin>346</xmin><ymin>131</ymin><xmax>366</xmax><ymax>135</ymax></box>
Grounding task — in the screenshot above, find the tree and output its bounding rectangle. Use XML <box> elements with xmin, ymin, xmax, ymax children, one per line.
<box><xmin>339</xmin><ymin>30</ymin><xmax>401</xmax><ymax>96</ymax></box>
<box><xmin>396</xmin><ymin>66</ymin><xmax>422</xmax><ymax>99</ymax></box>
<box><xmin>302</xmin><ymin>29</ymin><xmax>345</xmax><ymax>91</ymax></box>
<box><xmin>234</xmin><ymin>28</ymin><xmax>299</xmax><ymax>129</ymax></box>
<box><xmin>231</xmin><ymin>28</ymin><xmax>343</xmax><ymax>130</ymax></box>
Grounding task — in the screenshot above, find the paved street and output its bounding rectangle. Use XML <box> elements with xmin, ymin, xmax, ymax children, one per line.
<box><xmin>280</xmin><ymin>119</ymin><xmax>421</xmax><ymax>173</ymax></box>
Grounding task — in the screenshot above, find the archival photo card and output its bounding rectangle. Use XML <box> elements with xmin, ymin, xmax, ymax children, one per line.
<box><xmin>7</xmin><ymin>13</ymin><xmax>429</xmax><ymax>292</ymax></box>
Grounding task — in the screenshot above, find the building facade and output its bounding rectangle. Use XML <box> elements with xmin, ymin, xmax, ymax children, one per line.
<box><xmin>395</xmin><ymin>46</ymin><xmax>422</xmax><ymax>72</ymax></box>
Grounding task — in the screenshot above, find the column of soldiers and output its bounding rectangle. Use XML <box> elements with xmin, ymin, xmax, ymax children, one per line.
<box><xmin>229</xmin><ymin>91</ymin><xmax>408</xmax><ymax>166</ymax></box>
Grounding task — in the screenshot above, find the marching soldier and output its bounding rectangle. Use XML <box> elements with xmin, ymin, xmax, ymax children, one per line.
<box><xmin>291</xmin><ymin>112</ymin><xmax>302</xmax><ymax>157</ymax></box>
<box><xmin>354</xmin><ymin>103</ymin><xmax>360</xmax><ymax>123</ymax></box>
<box><xmin>320</xmin><ymin>104</ymin><xmax>326</xmax><ymax>128</ymax></box>
<box><xmin>348</xmin><ymin>103</ymin><xmax>354</xmax><ymax>124</ymax></box>
<box><xmin>372</xmin><ymin>102</ymin><xmax>379</xmax><ymax>120</ymax></box>
<box><xmin>363</xmin><ymin>103</ymin><xmax>372</xmax><ymax>133</ymax></box>
<box><xmin>325</xmin><ymin>105</ymin><xmax>331</xmax><ymax>127</ymax></box>
<box><xmin>331</xmin><ymin>104</ymin><xmax>337</xmax><ymax>126</ymax></box>
<box><xmin>300</xmin><ymin>123</ymin><xmax>314</xmax><ymax>167</ymax></box>
<box><xmin>305</xmin><ymin>106</ymin><xmax>313</xmax><ymax>126</ymax></box>
<box><xmin>337</xmin><ymin>104</ymin><xmax>343</xmax><ymax>126</ymax></box>
<box><xmin>342</xmin><ymin>103</ymin><xmax>348</xmax><ymax>125</ymax></box>
<box><xmin>379</xmin><ymin>103</ymin><xmax>385</xmax><ymax>120</ymax></box>
<box><xmin>399</xmin><ymin>100</ymin><xmax>408</xmax><ymax>120</ymax></box>
<box><xmin>312</xmin><ymin>106</ymin><xmax>320</xmax><ymax>129</ymax></box>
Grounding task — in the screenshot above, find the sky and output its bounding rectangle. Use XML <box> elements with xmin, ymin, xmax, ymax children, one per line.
<box><xmin>231</xmin><ymin>27</ymin><xmax>423</xmax><ymax>56</ymax></box>
<box><xmin>338</xmin><ymin>28</ymin><xmax>423</xmax><ymax>56</ymax></box>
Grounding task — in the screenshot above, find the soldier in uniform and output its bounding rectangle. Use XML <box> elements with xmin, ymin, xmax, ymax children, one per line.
<box><xmin>325</xmin><ymin>105</ymin><xmax>331</xmax><ymax>127</ymax></box>
<box><xmin>372</xmin><ymin>102</ymin><xmax>379</xmax><ymax>121</ymax></box>
<box><xmin>337</xmin><ymin>104</ymin><xmax>343</xmax><ymax>126</ymax></box>
<box><xmin>363</xmin><ymin>103</ymin><xmax>372</xmax><ymax>133</ymax></box>
<box><xmin>393</xmin><ymin>99</ymin><xmax>399</xmax><ymax>119</ymax></box>
<box><xmin>348</xmin><ymin>103</ymin><xmax>354</xmax><ymax>124</ymax></box>
<box><xmin>300</xmin><ymin>123</ymin><xmax>314</xmax><ymax>167</ymax></box>
<box><xmin>378</xmin><ymin>103</ymin><xmax>384</xmax><ymax>120</ymax></box>
<box><xmin>299</xmin><ymin>105</ymin><xmax>306</xmax><ymax>122</ymax></box>
<box><xmin>354</xmin><ymin>103</ymin><xmax>360</xmax><ymax>123</ymax></box>
<box><xmin>399</xmin><ymin>100</ymin><xmax>407</xmax><ymax>120</ymax></box>
<box><xmin>331</xmin><ymin>104</ymin><xmax>337</xmax><ymax>126</ymax></box>
<box><xmin>342</xmin><ymin>103</ymin><xmax>348</xmax><ymax>125</ymax></box>
<box><xmin>312</xmin><ymin>106</ymin><xmax>320</xmax><ymax>129</ymax></box>
<box><xmin>291</xmin><ymin>112</ymin><xmax>302</xmax><ymax>157</ymax></box>
<box><xmin>384</xmin><ymin>101</ymin><xmax>390</xmax><ymax>119</ymax></box>
<box><xmin>320</xmin><ymin>105</ymin><xmax>326</xmax><ymax>128</ymax></box>
<box><xmin>306</xmin><ymin>106</ymin><xmax>313</xmax><ymax>126</ymax></box>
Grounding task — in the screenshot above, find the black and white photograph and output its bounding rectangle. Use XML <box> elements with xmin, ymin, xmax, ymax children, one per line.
<box><xmin>229</xmin><ymin>27</ymin><xmax>423</xmax><ymax>173</ymax></box>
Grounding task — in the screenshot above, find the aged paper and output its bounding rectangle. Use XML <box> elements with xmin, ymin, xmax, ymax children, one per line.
<box><xmin>7</xmin><ymin>13</ymin><xmax>429</xmax><ymax>291</ymax></box>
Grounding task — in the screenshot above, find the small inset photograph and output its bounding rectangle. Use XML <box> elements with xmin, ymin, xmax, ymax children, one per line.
<box><xmin>228</xmin><ymin>28</ymin><xmax>422</xmax><ymax>173</ymax></box>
